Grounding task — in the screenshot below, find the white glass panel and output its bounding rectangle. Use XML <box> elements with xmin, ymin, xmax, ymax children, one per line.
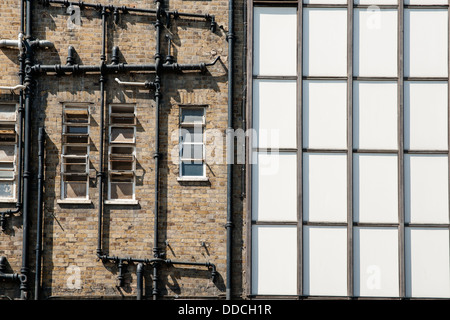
<box><xmin>406</xmin><ymin>228</ymin><xmax>450</xmax><ymax>298</ymax></box>
<box><xmin>303</xmin><ymin>8</ymin><xmax>347</xmax><ymax>76</ymax></box>
<box><xmin>405</xmin><ymin>155</ymin><xmax>449</xmax><ymax>224</ymax></box>
<box><xmin>303</xmin><ymin>226</ymin><xmax>347</xmax><ymax>296</ymax></box>
<box><xmin>354</xmin><ymin>228</ymin><xmax>399</xmax><ymax>297</ymax></box>
<box><xmin>354</xmin><ymin>154</ymin><xmax>398</xmax><ymax>223</ymax></box>
<box><xmin>405</xmin><ymin>0</ymin><xmax>448</xmax><ymax>4</ymax></box>
<box><xmin>252</xmin><ymin>225</ymin><xmax>297</xmax><ymax>295</ymax></box>
<box><xmin>253</xmin><ymin>80</ymin><xmax>297</xmax><ymax>149</ymax></box>
<box><xmin>404</xmin><ymin>82</ymin><xmax>448</xmax><ymax>151</ymax></box>
<box><xmin>354</xmin><ymin>81</ymin><xmax>398</xmax><ymax>150</ymax></box>
<box><xmin>304</xmin><ymin>0</ymin><xmax>347</xmax><ymax>3</ymax></box>
<box><xmin>253</xmin><ymin>7</ymin><xmax>297</xmax><ymax>76</ymax></box>
<box><xmin>354</xmin><ymin>9</ymin><xmax>397</xmax><ymax>77</ymax></box>
<box><xmin>355</xmin><ymin>0</ymin><xmax>397</xmax><ymax>3</ymax></box>
<box><xmin>405</xmin><ymin>9</ymin><xmax>448</xmax><ymax>77</ymax></box>
<box><xmin>303</xmin><ymin>81</ymin><xmax>347</xmax><ymax>149</ymax></box>
<box><xmin>303</xmin><ymin>153</ymin><xmax>347</xmax><ymax>222</ymax></box>
<box><xmin>252</xmin><ymin>152</ymin><xmax>297</xmax><ymax>222</ymax></box>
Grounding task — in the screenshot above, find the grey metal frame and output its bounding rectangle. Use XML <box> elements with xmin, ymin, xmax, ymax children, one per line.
<box><xmin>248</xmin><ymin>0</ymin><xmax>450</xmax><ymax>300</ymax></box>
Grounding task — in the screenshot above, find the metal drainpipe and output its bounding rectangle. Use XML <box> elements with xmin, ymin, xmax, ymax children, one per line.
<box><xmin>97</xmin><ymin>6</ymin><xmax>107</xmax><ymax>257</ymax></box>
<box><xmin>20</xmin><ymin>0</ymin><xmax>34</xmax><ymax>300</ymax></box>
<box><xmin>152</xmin><ymin>0</ymin><xmax>163</xmax><ymax>301</ymax></box>
<box><xmin>226</xmin><ymin>0</ymin><xmax>235</xmax><ymax>301</ymax></box>
<box><xmin>241</xmin><ymin>0</ymin><xmax>247</xmax><ymax>200</ymax></box>
<box><xmin>34</xmin><ymin>127</ymin><xmax>45</xmax><ymax>300</ymax></box>
<box><xmin>136</xmin><ymin>263</ymin><xmax>144</xmax><ymax>300</ymax></box>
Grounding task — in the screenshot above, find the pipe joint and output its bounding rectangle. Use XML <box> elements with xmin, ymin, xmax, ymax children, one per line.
<box><xmin>153</xmin><ymin>152</ymin><xmax>162</xmax><ymax>160</ymax></box>
<box><xmin>227</xmin><ymin>32</ymin><xmax>236</xmax><ymax>42</ymax></box>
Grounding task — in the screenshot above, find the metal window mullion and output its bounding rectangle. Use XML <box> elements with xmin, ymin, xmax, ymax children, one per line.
<box><xmin>246</xmin><ymin>0</ymin><xmax>254</xmax><ymax>297</ymax></box>
<box><xmin>298</xmin><ymin>0</ymin><xmax>303</xmax><ymax>298</ymax></box>
<box><xmin>347</xmin><ymin>0</ymin><xmax>354</xmax><ymax>299</ymax></box>
<box><xmin>448</xmin><ymin>0</ymin><xmax>450</xmax><ymax>301</ymax></box>
<box><xmin>398</xmin><ymin>0</ymin><xmax>405</xmax><ymax>299</ymax></box>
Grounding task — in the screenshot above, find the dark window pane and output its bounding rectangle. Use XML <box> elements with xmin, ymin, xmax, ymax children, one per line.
<box><xmin>181</xmin><ymin>161</ymin><xmax>204</xmax><ymax>176</ymax></box>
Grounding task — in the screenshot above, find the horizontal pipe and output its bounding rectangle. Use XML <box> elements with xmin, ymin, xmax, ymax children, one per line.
<box><xmin>0</xmin><ymin>84</ymin><xmax>27</xmax><ymax>91</ymax></box>
<box><xmin>41</xmin><ymin>0</ymin><xmax>216</xmax><ymax>21</ymax></box>
<box><xmin>32</xmin><ymin>63</ymin><xmax>155</xmax><ymax>74</ymax></box>
<box><xmin>34</xmin><ymin>40</ymin><xmax>54</xmax><ymax>49</ymax></box>
<box><xmin>0</xmin><ymin>40</ymin><xmax>20</xmax><ymax>48</ymax></box>
<box><xmin>32</xmin><ymin>57</ymin><xmax>220</xmax><ymax>75</ymax></box>
<box><xmin>0</xmin><ymin>39</ymin><xmax>54</xmax><ymax>49</ymax></box>
<box><xmin>115</xmin><ymin>78</ymin><xmax>156</xmax><ymax>88</ymax></box>
<box><xmin>98</xmin><ymin>254</ymin><xmax>216</xmax><ymax>277</ymax></box>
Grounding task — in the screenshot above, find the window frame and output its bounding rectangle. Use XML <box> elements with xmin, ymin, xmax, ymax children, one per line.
<box><xmin>60</xmin><ymin>103</ymin><xmax>91</xmax><ymax>202</ymax></box>
<box><xmin>106</xmin><ymin>104</ymin><xmax>137</xmax><ymax>203</ymax></box>
<box><xmin>178</xmin><ymin>106</ymin><xmax>208</xmax><ymax>181</ymax></box>
<box><xmin>0</xmin><ymin>103</ymin><xmax>18</xmax><ymax>202</ymax></box>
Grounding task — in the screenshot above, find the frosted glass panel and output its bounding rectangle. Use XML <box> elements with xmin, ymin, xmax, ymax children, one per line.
<box><xmin>253</xmin><ymin>7</ymin><xmax>297</xmax><ymax>76</ymax></box>
<box><xmin>303</xmin><ymin>153</ymin><xmax>347</xmax><ymax>223</ymax></box>
<box><xmin>252</xmin><ymin>226</ymin><xmax>297</xmax><ymax>295</ymax></box>
<box><xmin>354</xmin><ymin>9</ymin><xmax>397</xmax><ymax>77</ymax></box>
<box><xmin>355</xmin><ymin>0</ymin><xmax>397</xmax><ymax>3</ymax></box>
<box><xmin>405</xmin><ymin>155</ymin><xmax>449</xmax><ymax>224</ymax></box>
<box><xmin>304</xmin><ymin>226</ymin><xmax>347</xmax><ymax>296</ymax></box>
<box><xmin>354</xmin><ymin>154</ymin><xmax>398</xmax><ymax>223</ymax></box>
<box><xmin>304</xmin><ymin>0</ymin><xmax>346</xmax><ymax>3</ymax></box>
<box><xmin>405</xmin><ymin>10</ymin><xmax>448</xmax><ymax>77</ymax></box>
<box><xmin>253</xmin><ymin>80</ymin><xmax>297</xmax><ymax>149</ymax></box>
<box><xmin>354</xmin><ymin>81</ymin><xmax>398</xmax><ymax>150</ymax></box>
<box><xmin>303</xmin><ymin>81</ymin><xmax>347</xmax><ymax>149</ymax></box>
<box><xmin>303</xmin><ymin>8</ymin><xmax>347</xmax><ymax>76</ymax></box>
<box><xmin>405</xmin><ymin>0</ymin><xmax>448</xmax><ymax>4</ymax></box>
<box><xmin>252</xmin><ymin>152</ymin><xmax>297</xmax><ymax>222</ymax></box>
<box><xmin>406</xmin><ymin>228</ymin><xmax>450</xmax><ymax>298</ymax></box>
<box><xmin>404</xmin><ymin>82</ymin><xmax>448</xmax><ymax>151</ymax></box>
<box><xmin>354</xmin><ymin>228</ymin><xmax>399</xmax><ymax>297</ymax></box>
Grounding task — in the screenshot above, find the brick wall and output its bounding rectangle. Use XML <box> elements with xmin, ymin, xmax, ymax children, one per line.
<box><xmin>0</xmin><ymin>0</ymin><xmax>247</xmax><ymax>300</ymax></box>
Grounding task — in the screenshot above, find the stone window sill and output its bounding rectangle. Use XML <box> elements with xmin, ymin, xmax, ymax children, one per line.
<box><xmin>57</xmin><ymin>199</ymin><xmax>92</xmax><ymax>205</ymax></box>
<box><xmin>177</xmin><ymin>177</ymin><xmax>209</xmax><ymax>182</ymax></box>
<box><xmin>104</xmin><ymin>200</ymin><xmax>139</xmax><ymax>205</ymax></box>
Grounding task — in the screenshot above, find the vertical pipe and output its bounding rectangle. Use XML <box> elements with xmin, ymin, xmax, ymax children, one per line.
<box><xmin>34</xmin><ymin>127</ymin><xmax>45</xmax><ymax>300</ymax></box>
<box><xmin>136</xmin><ymin>263</ymin><xmax>144</xmax><ymax>300</ymax></box>
<box><xmin>97</xmin><ymin>6</ymin><xmax>107</xmax><ymax>257</ymax></box>
<box><xmin>21</xmin><ymin>0</ymin><xmax>33</xmax><ymax>300</ymax></box>
<box><xmin>152</xmin><ymin>0</ymin><xmax>163</xmax><ymax>300</ymax></box>
<box><xmin>241</xmin><ymin>0</ymin><xmax>247</xmax><ymax>200</ymax></box>
<box><xmin>20</xmin><ymin>0</ymin><xmax>24</xmax><ymax>35</ymax></box>
<box><xmin>226</xmin><ymin>0</ymin><xmax>235</xmax><ymax>301</ymax></box>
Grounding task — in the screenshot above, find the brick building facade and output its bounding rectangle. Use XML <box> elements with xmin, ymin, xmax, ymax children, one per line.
<box><xmin>0</xmin><ymin>0</ymin><xmax>247</xmax><ymax>300</ymax></box>
<box><xmin>3</xmin><ymin>0</ymin><xmax>450</xmax><ymax>301</ymax></box>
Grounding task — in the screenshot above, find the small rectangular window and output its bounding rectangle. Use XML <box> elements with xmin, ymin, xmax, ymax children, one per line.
<box><xmin>0</xmin><ymin>104</ymin><xmax>17</xmax><ymax>201</ymax></box>
<box><xmin>108</xmin><ymin>104</ymin><xmax>136</xmax><ymax>201</ymax></box>
<box><xmin>61</xmin><ymin>104</ymin><xmax>90</xmax><ymax>201</ymax></box>
<box><xmin>179</xmin><ymin>106</ymin><xmax>206</xmax><ymax>179</ymax></box>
